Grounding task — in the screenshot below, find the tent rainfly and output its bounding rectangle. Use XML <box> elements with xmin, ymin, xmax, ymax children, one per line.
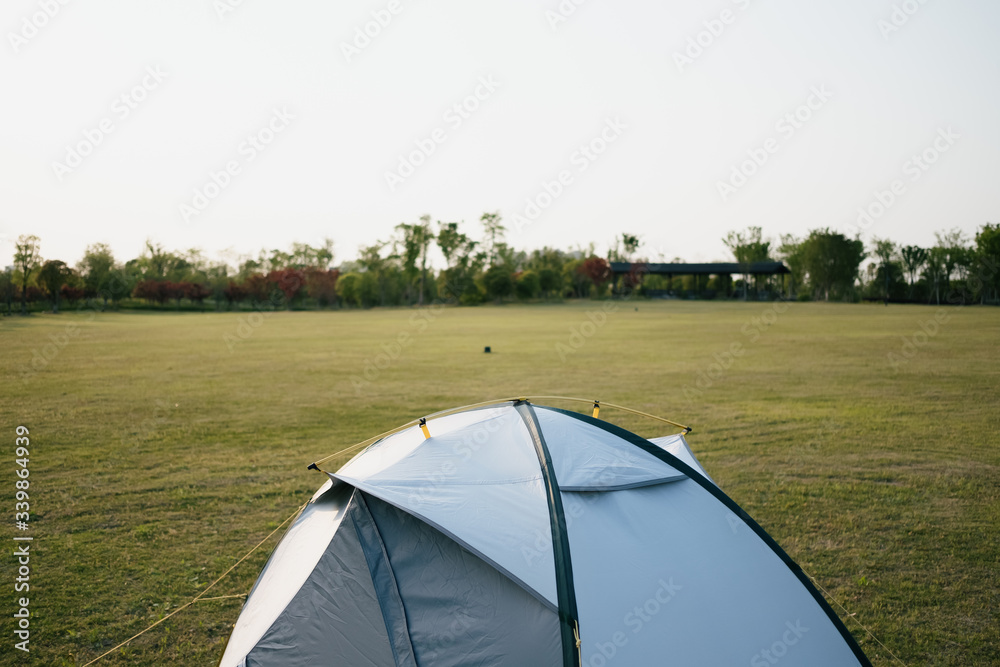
<box><xmin>218</xmin><ymin>399</ymin><xmax>872</xmax><ymax>667</ymax></box>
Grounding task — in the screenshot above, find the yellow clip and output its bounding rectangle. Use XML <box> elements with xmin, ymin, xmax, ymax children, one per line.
<box><xmin>592</xmin><ymin>401</ymin><xmax>600</xmax><ymax>419</ymax></box>
<box><xmin>419</xmin><ymin>418</ymin><xmax>430</xmax><ymax>439</ymax></box>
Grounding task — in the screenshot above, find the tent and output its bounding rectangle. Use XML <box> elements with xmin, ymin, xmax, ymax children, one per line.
<box><xmin>219</xmin><ymin>399</ymin><xmax>871</xmax><ymax>666</ymax></box>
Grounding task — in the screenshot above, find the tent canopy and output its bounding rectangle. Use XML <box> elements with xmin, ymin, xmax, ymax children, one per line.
<box><xmin>220</xmin><ymin>399</ymin><xmax>871</xmax><ymax>667</ymax></box>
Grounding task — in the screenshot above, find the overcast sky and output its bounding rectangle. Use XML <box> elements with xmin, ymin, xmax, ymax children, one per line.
<box><xmin>2</xmin><ymin>0</ymin><xmax>997</xmax><ymax>270</ymax></box>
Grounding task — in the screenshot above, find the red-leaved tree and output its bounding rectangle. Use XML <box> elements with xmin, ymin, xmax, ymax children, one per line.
<box><xmin>305</xmin><ymin>268</ymin><xmax>340</xmax><ymax>308</ymax></box>
<box><xmin>578</xmin><ymin>257</ymin><xmax>612</xmax><ymax>289</ymax></box>
<box><xmin>267</xmin><ymin>268</ymin><xmax>305</xmax><ymax>308</ymax></box>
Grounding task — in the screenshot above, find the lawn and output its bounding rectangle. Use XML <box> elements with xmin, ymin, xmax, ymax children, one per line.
<box><xmin>1</xmin><ymin>300</ymin><xmax>997</xmax><ymax>666</ymax></box>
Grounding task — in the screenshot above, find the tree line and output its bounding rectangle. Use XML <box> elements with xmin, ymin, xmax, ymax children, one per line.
<box><xmin>4</xmin><ymin>215</ymin><xmax>998</xmax><ymax>315</ymax></box>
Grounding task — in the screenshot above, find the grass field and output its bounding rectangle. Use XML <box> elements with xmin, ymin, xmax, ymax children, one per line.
<box><xmin>1</xmin><ymin>300</ymin><xmax>998</xmax><ymax>666</ymax></box>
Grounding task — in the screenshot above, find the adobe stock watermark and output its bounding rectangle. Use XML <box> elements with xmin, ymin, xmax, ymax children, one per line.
<box><xmin>878</xmin><ymin>0</ymin><xmax>931</xmax><ymax>40</ymax></box>
<box><xmin>716</xmin><ymin>86</ymin><xmax>832</xmax><ymax>202</ymax></box>
<box><xmin>848</xmin><ymin>126</ymin><xmax>958</xmax><ymax>236</ymax></box>
<box><xmin>511</xmin><ymin>117</ymin><xmax>627</xmax><ymax>232</ymax></box>
<box><xmin>682</xmin><ymin>301</ymin><xmax>789</xmax><ymax>400</ymax></box>
<box><xmin>51</xmin><ymin>65</ymin><xmax>169</xmax><ymax>182</ymax></box>
<box><xmin>672</xmin><ymin>0</ymin><xmax>755</xmax><ymax>73</ymax></box>
<box><xmin>178</xmin><ymin>107</ymin><xmax>294</xmax><ymax>224</ymax></box>
<box><xmin>587</xmin><ymin>578</ymin><xmax>683</xmax><ymax>666</ymax></box>
<box><xmin>544</xmin><ymin>0</ymin><xmax>592</xmax><ymax>32</ymax></box>
<box><xmin>555</xmin><ymin>302</ymin><xmax>621</xmax><ymax>362</ymax></box>
<box><xmin>339</xmin><ymin>0</ymin><xmax>411</xmax><ymax>64</ymax></box>
<box><xmin>886</xmin><ymin>309</ymin><xmax>950</xmax><ymax>372</ymax></box>
<box><xmin>750</xmin><ymin>620</ymin><xmax>809</xmax><ymax>667</ymax></box>
<box><xmin>384</xmin><ymin>75</ymin><xmax>500</xmax><ymax>192</ymax></box>
<box><xmin>8</xmin><ymin>0</ymin><xmax>72</xmax><ymax>54</ymax></box>
<box><xmin>17</xmin><ymin>318</ymin><xmax>85</xmax><ymax>384</ymax></box>
<box><xmin>213</xmin><ymin>0</ymin><xmax>249</xmax><ymax>20</ymax></box>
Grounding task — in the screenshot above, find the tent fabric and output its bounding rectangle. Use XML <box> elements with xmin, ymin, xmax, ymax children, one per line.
<box><xmin>220</xmin><ymin>401</ymin><xmax>872</xmax><ymax>667</ymax></box>
<box><xmin>534</xmin><ymin>406</ymin><xmax>688</xmax><ymax>490</ymax></box>
<box><xmin>350</xmin><ymin>493</ymin><xmax>417</xmax><ymax>667</ymax></box>
<box><xmin>220</xmin><ymin>480</ymin><xmax>352</xmax><ymax>664</ymax></box>
<box><xmin>364</xmin><ymin>492</ymin><xmax>562</xmax><ymax>666</ymax></box>
<box><xmin>649</xmin><ymin>433</ymin><xmax>715</xmax><ymax>484</ymax></box>
<box><xmin>562</xmin><ymin>483</ymin><xmax>860</xmax><ymax>665</ymax></box>
<box><xmin>239</xmin><ymin>488</ymin><xmax>399</xmax><ymax>667</ymax></box>
<box><xmin>333</xmin><ymin>405</ymin><xmax>559</xmax><ymax>609</ymax></box>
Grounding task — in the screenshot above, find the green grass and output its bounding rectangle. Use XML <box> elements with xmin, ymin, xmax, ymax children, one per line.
<box><xmin>1</xmin><ymin>301</ymin><xmax>997</xmax><ymax>666</ymax></box>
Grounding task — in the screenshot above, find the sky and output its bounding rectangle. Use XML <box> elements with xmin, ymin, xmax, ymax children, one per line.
<box><xmin>1</xmin><ymin>0</ymin><xmax>998</xmax><ymax>271</ymax></box>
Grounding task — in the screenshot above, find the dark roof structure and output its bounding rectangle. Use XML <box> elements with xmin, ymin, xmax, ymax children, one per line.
<box><xmin>610</xmin><ymin>261</ymin><xmax>790</xmax><ymax>276</ymax></box>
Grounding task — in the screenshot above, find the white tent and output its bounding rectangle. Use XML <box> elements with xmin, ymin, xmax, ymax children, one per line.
<box><xmin>219</xmin><ymin>400</ymin><xmax>871</xmax><ymax>666</ymax></box>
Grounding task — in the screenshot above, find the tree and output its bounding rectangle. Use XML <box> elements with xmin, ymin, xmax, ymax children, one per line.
<box><xmin>183</xmin><ymin>282</ymin><xmax>211</xmax><ymax>309</ymax></box>
<box><xmin>974</xmin><ymin>223</ymin><xmax>1000</xmax><ymax>304</ymax></box>
<box><xmin>924</xmin><ymin>246</ymin><xmax>947</xmax><ymax>305</ymax></box>
<box><xmin>514</xmin><ymin>270</ymin><xmax>540</xmax><ymax>300</ymax></box>
<box><xmin>900</xmin><ymin>245</ymin><xmax>927</xmax><ymax>300</ymax></box>
<box><xmin>777</xmin><ymin>234</ymin><xmax>805</xmax><ymax>299</ymax></box>
<box><xmin>0</xmin><ymin>267</ymin><xmax>13</xmax><ymax>316</ymax></box>
<box><xmin>482</xmin><ymin>264</ymin><xmax>514</xmax><ymax>302</ymax></box>
<box><xmin>78</xmin><ymin>243</ymin><xmax>117</xmax><ymax>310</ymax></box>
<box><xmin>724</xmin><ymin>227</ymin><xmax>770</xmax><ymax>300</ymax></box>
<box><xmin>871</xmin><ymin>238</ymin><xmax>896</xmax><ymax>305</ymax></box>
<box><xmin>799</xmin><ymin>229</ymin><xmax>865</xmax><ymax>301</ymax></box>
<box><xmin>437</xmin><ymin>221</ymin><xmax>481</xmax><ymax>302</ymax></box>
<box><xmin>538</xmin><ymin>267</ymin><xmax>561</xmax><ymax>299</ymax></box>
<box><xmin>609</xmin><ymin>233</ymin><xmax>642</xmax><ymax>262</ymax></box>
<box><xmin>480</xmin><ymin>211</ymin><xmax>506</xmax><ymax>268</ymax></box>
<box><xmin>14</xmin><ymin>234</ymin><xmax>41</xmax><ymax>315</ymax></box>
<box><xmin>288</xmin><ymin>240</ymin><xmax>334</xmax><ymax>270</ymax></box>
<box><xmin>223</xmin><ymin>281</ymin><xmax>248</xmax><ymax>309</ymax></box>
<box><xmin>336</xmin><ymin>272</ymin><xmax>361</xmax><ymax>308</ymax></box>
<box><xmin>396</xmin><ymin>217</ymin><xmax>433</xmax><ymax>305</ymax></box>
<box><xmin>578</xmin><ymin>256</ymin><xmax>612</xmax><ymax>296</ymax></box>
<box><xmin>305</xmin><ymin>268</ymin><xmax>340</xmax><ymax>308</ymax></box>
<box><xmin>357</xmin><ymin>243</ymin><xmax>390</xmax><ymax>306</ymax></box>
<box><xmin>38</xmin><ymin>260</ymin><xmax>74</xmax><ymax>313</ymax></box>
<box><xmin>933</xmin><ymin>229</ymin><xmax>973</xmax><ymax>303</ymax></box>
<box><xmin>266</xmin><ymin>268</ymin><xmax>305</xmax><ymax>308</ymax></box>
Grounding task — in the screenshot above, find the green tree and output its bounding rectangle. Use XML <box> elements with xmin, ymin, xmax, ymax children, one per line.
<box><xmin>357</xmin><ymin>242</ymin><xmax>390</xmax><ymax>306</ymax></box>
<box><xmin>437</xmin><ymin>221</ymin><xmax>481</xmax><ymax>302</ymax></box>
<box><xmin>924</xmin><ymin>246</ymin><xmax>948</xmax><ymax>305</ymax></box>
<box><xmin>777</xmin><ymin>234</ymin><xmax>805</xmax><ymax>299</ymax></box>
<box><xmin>526</xmin><ymin>247</ymin><xmax>567</xmax><ymax>299</ymax></box>
<box><xmin>609</xmin><ymin>233</ymin><xmax>642</xmax><ymax>262</ymax></box>
<box><xmin>974</xmin><ymin>223</ymin><xmax>1000</xmax><ymax>303</ymax></box>
<box><xmin>78</xmin><ymin>243</ymin><xmax>117</xmax><ymax>310</ymax></box>
<box><xmin>0</xmin><ymin>267</ymin><xmax>14</xmax><ymax>316</ymax></box>
<box><xmin>900</xmin><ymin>245</ymin><xmax>927</xmax><ymax>300</ymax></box>
<box><xmin>871</xmin><ymin>238</ymin><xmax>897</xmax><ymax>304</ymax></box>
<box><xmin>799</xmin><ymin>229</ymin><xmax>865</xmax><ymax>301</ymax></box>
<box><xmin>482</xmin><ymin>264</ymin><xmax>514</xmax><ymax>303</ymax></box>
<box><xmin>336</xmin><ymin>272</ymin><xmax>361</xmax><ymax>307</ymax></box>
<box><xmin>38</xmin><ymin>260</ymin><xmax>73</xmax><ymax>313</ymax></box>
<box><xmin>724</xmin><ymin>226</ymin><xmax>770</xmax><ymax>300</ymax></box>
<box><xmin>396</xmin><ymin>216</ymin><xmax>433</xmax><ymax>305</ymax></box>
<box><xmin>538</xmin><ymin>267</ymin><xmax>561</xmax><ymax>299</ymax></box>
<box><xmin>480</xmin><ymin>211</ymin><xmax>506</xmax><ymax>268</ymax></box>
<box><xmin>13</xmin><ymin>234</ymin><xmax>41</xmax><ymax>315</ymax></box>
<box><xmin>514</xmin><ymin>270</ymin><xmax>540</xmax><ymax>300</ymax></box>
